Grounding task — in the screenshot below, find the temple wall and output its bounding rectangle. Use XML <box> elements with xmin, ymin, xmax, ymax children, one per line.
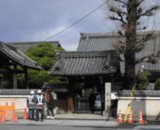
<box><xmin>117</xmin><ymin>97</ymin><xmax>160</xmax><ymax>120</ymax></box>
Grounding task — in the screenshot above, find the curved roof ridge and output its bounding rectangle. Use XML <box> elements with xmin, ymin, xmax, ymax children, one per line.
<box><xmin>80</xmin><ymin>30</ymin><xmax>160</xmax><ymax>37</ymax></box>
<box><xmin>0</xmin><ymin>41</ymin><xmax>42</xmax><ymax>70</ymax></box>
<box><xmin>80</xmin><ymin>32</ymin><xmax>119</xmax><ymax>38</ymax></box>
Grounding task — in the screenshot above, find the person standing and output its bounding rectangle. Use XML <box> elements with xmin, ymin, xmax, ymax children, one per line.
<box><xmin>35</xmin><ymin>90</ymin><xmax>45</xmax><ymax>121</ymax></box>
<box><xmin>27</xmin><ymin>90</ymin><xmax>35</xmax><ymax>120</ymax></box>
<box><xmin>88</xmin><ymin>90</ymin><xmax>96</xmax><ymax>113</ymax></box>
<box><xmin>45</xmin><ymin>89</ymin><xmax>55</xmax><ymax>119</ymax></box>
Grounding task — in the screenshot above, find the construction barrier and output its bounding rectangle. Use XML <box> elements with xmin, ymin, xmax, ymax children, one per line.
<box><xmin>23</xmin><ymin>108</ymin><xmax>27</xmax><ymax>120</ymax></box>
<box><xmin>117</xmin><ymin>109</ymin><xmax>145</xmax><ymax>125</ymax></box>
<box><xmin>0</xmin><ymin>110</ymin><xmax>5</xmax><ymax>123</ymax></box>
<box><xmin>0</xmin><ymin>102</ymin><xmax>16</xmax><ymax>122</ymax></box>
<box><xmin>12</xmin><ymin>110</ymin><xmax>17</xmax><ymax>122</ymax></box>
<box><xmin>139</xmin><ymin>111</ymin><xmax>144</xmax><ymax>124</ymax></box>
<box><xmin>117</xmin><ymin>109</ymin><xmax>123</xmax><ymax>123</ymax></box>
<box><xmin>0</xmin><ymin>101</ymin><xmax>29</xmax><ymax>123</ymax></box>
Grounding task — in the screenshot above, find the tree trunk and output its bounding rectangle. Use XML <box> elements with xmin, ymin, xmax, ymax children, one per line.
<box><xmin>124</xmin><ymin>0</ymin><xmax>137</xmax><ymax>89</ymax></box>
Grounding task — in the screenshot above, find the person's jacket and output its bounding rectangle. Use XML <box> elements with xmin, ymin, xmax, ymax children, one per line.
<box><xmin>35</xmin><ymin>94</ymin><xmax>45</xmax><ymax>109</ymax></box>
<box><xmin>45</xmin><ymin>91</ymin><xmax>50</xmax><ymax>102</ymax></box>
<box><xmin>48</xmin><ymin>93</ymin><xmax>54</xmax><ymax>108</ymax></box>
<box><xmin>27</xmin><ymin>95</ymin><xmax>36</xmax><ymax>109</ymax></box>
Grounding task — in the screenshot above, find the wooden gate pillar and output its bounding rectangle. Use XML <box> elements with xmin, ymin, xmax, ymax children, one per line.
<box><xmin>67</xmin><ymin>79</ymin><xmax>74</xmax><ymax>113</ymax></box>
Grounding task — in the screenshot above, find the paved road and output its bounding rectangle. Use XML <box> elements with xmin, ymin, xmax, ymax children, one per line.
<box><xmin>1</xmin><ymin>117</ymin><xmax>160</xmax><ymax>130</ymax></box>
<box><xmin>0</xmin><ymin>124</ymin><xmax>160</xmax><ymax>130</ymax></box>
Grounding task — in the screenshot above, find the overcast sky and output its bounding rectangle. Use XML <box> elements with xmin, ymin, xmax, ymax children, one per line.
<box><xmin>0</xmin><ymin>0</ymin><xmax>117</xmax><ymax>50</ymax></box>
<box><xmin>0</xmin><ymin>0</ymin><xmax>159</xmax><ymax>51</ymax></box>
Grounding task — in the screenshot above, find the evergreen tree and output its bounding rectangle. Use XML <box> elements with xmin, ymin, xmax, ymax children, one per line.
<box><xmin>18</xmin><ymin>42</ymin><xmax>64</xmax><ymax>88</ymax></box>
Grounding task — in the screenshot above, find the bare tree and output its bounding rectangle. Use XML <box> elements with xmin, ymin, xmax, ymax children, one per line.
<box><xmin>107</xmin><ymin>0</ymin><xmax>160</xmax><ymax>89</ymax></box>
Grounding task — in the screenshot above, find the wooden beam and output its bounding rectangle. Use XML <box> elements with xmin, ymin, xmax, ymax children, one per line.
<box><xmin>24</xmin><ymin>68</ymin><xmax>29</xmax><ymax>89</ymax></box>
<box><xmin>13</xmin><ymin>65</ymin><xmax>17</xmax><ymax>89</ymax></box>
<box><xmin>67</xmin><ymin>78</ymin><xmax>75</xmax><ymax>113</ymax></box>
<box><xmin>0</xmin><ymin>73</ymin><xmax>3</xmax><ymax>89</ymax></box>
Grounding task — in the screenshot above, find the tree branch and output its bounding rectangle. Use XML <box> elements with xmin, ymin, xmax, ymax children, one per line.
<box><xmin>109</xmin><ymin>6</ymin><xmax>127</xmax><ymax>26</ymax></box>
<box><xmin>115</xmin><ymin>0</ymin><xmax>127</xmax><ymax>6</ymax></box>
<box><xmin>118</xmin><ymin>30</ymin><xmax>125</xmax><ymax>36</ymax></box>
<box><xmin>138</xmin><ymin>5</ymin><xmax>160</xmax><ymax>17</ymax></box>
<box><xmin>113</xmin><ymin>39</ymin><xmax>126</xmax><ymax>62</ymax></box>
<box><xmin>109</xmin><ymin>16</ymin><xmax>122</xmax><ymax>22</ymax></box>
<box><xmin>109</xmin><ymin>5</ymin><xmax>127</xmax><ymax>16</ymax></box>
<box><xmin>136</xmin><ymin>50</ymin><xmax>160</xmax><ymax>64</ymax></box>
<box><xmin>137</xmin><ymin>0</ymin><xmax>145</xmax><ymax>7</ymax></box>
<box><xmin>133</xmin><ymin>33</ymin><xmax>155</xmax><ymax>52</ymax></box>
<box><xmin>137</xmin><ymin>33</ymin><xmax>155</xmax><ymax>43</ymax></box>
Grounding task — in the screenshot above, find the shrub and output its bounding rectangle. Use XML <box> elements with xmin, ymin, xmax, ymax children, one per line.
<box><xmin>137</xmin><ymin>71</ymin><xmax>150</xmax><ymax>90</ymax></box>
<box><xmin>2</xmin><ymin>80</ymin><xmax>9</xmax><ymax>88</ymax></box>
<box><xmin>155</xmin><ymin>79</ymin><xmax>160</xmax><ymax>90</ymax></box>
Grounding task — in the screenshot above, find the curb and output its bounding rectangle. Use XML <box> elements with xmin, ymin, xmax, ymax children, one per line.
<box><xmin>0</xmin><ymin>119</ymin><xmax>118</xmax><ymax>127</ymax></box>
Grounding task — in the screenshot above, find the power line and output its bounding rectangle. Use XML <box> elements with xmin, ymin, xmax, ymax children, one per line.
<box><xmin>43</xmin><ymin>1</ymin><xmax>108</xmax><ymax>41</ymax></box>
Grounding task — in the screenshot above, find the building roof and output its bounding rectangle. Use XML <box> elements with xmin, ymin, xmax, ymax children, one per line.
<box><xmin>0</xmin><ymin>89</ymin><xmax>55</xmax><ymax>95</ymax></box>
<box><xmin>117</xmin><ymin>90</ymin><xmax>160</xmax><ymax>97</ymax></box>
<box><xmin>50</xmin><ymin>31</ymin><xmax>160</xmax><ymax>77</ymax></box>
<box><xmin>77</xmin><ymin>32</ymin><xmax>160</xmax><ymax>73</ymax></box>
<box><xmin>77</xmin><ymin>33</ymin><xmax>116</xmax><ymax>51</ymax></box>
<box><xmin>0</xmin><ymin>41</ymin><xmax>42</xmax><ymax>70</ymax></box>
<box><xmin>42</xmin><ymin>83</ymin><xmax>67</xmax><ymax>92</ymax></box>
<box><xmin>0</xmin><ymin>89</ymin><xmax>38</xmax><ymax>95</ymax></box>
<box><xmin>49</xmin><ymin>50</ymin><xmax>119</xmax><ymax>76</ymax></box>
<box><xmin>10</xmin><ymin>41</ymin><xmax>61</xmax><ymax>52</ymax></box>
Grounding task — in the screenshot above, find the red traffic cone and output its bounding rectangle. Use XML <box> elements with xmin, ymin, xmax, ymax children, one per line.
<box><xmin>12</xmin><ymin>110</ymin><xmax>17</xmax><ymax>122</ymax></box>
<box><xmin>127</xmin><ymin>111</ymin><xmax>133</xmax><ymax>124</ymax></box>
<box><xmin>0</xmin><ymin>110</ymin><xmax>5</xmax><ymax>123</ymax></box>
<box><xmin>23</xmin><ymin>108</ymin><xmax>27</xmax><ymax>120</ymax></box>
<box><xmin>117</xmin><ymin>109</ymin><xmax>123</xmax><ymax>123</ymax></box>
<box><xmin>139</xmin><ymin>111</ymin><xmax>144</xmax><ymax>124</ymax></box>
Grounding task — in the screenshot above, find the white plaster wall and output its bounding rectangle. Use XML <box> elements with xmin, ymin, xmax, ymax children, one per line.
<box><xmin>117</xmin><ymin>97</ymin><xmax>160</xmax><ymax>120</ymax></box>
<box><xmin>0</xmin><ymin>96</ymin><xmax>27</xmax><ymax>109</ymax></box>
<box><xmin>0</xmin><ymin>96</ymin><xmax>28</xmax><ymax>118</ymax></box>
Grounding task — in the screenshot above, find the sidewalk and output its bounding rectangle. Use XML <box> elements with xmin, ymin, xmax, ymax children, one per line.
<box><xmin>55</xmin><ymin>112</ymin><xmax>110</xmax><ymax>120</ymax></box>
<box><xmin>5</xmin><ymin>119</ymin><xmax>118</xmax><ymax>127</ymax></box>
<box><xmin>3</xmin><ymin>112</ymin><xmax>159</xmax><ymax>127</ymax></box>
<box><xmin>2</xmin><ymin>112</ymin><xmax>119</xmax><ymax>127</ymax></box>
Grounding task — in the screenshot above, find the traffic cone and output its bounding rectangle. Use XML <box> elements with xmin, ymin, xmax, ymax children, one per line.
<box><xmin>0</xmin><ymin>110</ymin><xmax>5</xmax><ymax>123</ymax></box>
<box><xmin>23</xmin><ymin>108</ymin><xmax>27</xmax><ymax>120</ymax></box>
<box><xmin>12</xmin><ymin>110</ymin><xmax>17</xmax><ymax>122</ymax></box>
<box><xmin>127</xmin><ymin>111</ymin><xmax>133</xmax><ymax>124</ymax></box>
<box><xmin>139</xmin><ymin>111</ymin><xmax>144</xmax><ymax>124</ymax></box>
<box><xmin>117</xmin><ymin>109</ymin><xmax>123</xmax><ymax>123</ymax></box>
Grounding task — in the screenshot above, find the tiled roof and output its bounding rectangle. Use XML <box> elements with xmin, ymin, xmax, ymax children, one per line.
<box><xmin>117</xmin><ymin>90</ymin><xmax>160</xmax><ymax>97</ymax></box>
<box><xmin>0</xmin><ymin>41</ymin><xmax>42</xmax><ymax>70</ymax></box>
<box><xmin>77</xmin><ymin>33</ymin><xmax>116</xmax><ymax>51</ymax></box>
<box><xmin>77</xmin><ymin>31</ymin><xmax>160</xmax><ymax>73</ymax></box>
<box><xmin>0</xmin><ymin>89</ymin><xmax>38</xmax><ymax>95</ymax></box>
<box><xmin>49</xmin><ymin>50</ymin><xmax>119</xmax><ymax>76</ymax></box>
<box><xmin>10</xmin><ymin>41</ymin><xmax>61</xmax><ymax>52</ymax></box>
<box><xmin>42</xmin><ymin>83</ymin><xmax>67</xmax><ymax>92</ymax></box>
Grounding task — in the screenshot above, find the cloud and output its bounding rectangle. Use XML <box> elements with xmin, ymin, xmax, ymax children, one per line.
<box><xmin>0</xmin><ymin>0</ymin><xmax>116</xmax><ymax>50</ymax></box>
